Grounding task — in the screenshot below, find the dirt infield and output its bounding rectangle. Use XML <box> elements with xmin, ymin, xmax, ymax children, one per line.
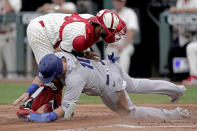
<box><xmin>0</xmin><ymin>104</ymin><xmax>197</xmax><ymax>131</ymax></box>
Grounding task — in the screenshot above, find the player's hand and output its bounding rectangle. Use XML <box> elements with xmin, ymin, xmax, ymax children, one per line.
<box><xmin>12</xmin><ymin>92</ymin><xmax>30</xmax><ymax>106</ymax></box>
<box><xmin>85</xmin><ymin>51</ymin><xmax>100</xmax><ymax>61</ymax></box>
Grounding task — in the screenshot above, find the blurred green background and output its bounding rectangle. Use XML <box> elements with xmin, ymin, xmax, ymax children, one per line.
<box><xmin>0</xmin><ymin>83</ymin><xmax>196</xmax><ymax>105</ymax></box>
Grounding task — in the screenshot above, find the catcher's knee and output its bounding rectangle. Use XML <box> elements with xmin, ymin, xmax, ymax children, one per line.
<box><xmin>43</xmin><ymin>90</ymin><xmax>63</xmax><ymax>113</ymax></box>
<box><xmin>31</xmin><ymin>83</ymin><xmax>63</xmax><ymax>111</ymax></box>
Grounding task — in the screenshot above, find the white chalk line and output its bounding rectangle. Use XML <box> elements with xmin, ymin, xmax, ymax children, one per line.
<box><xmin>0</xmin><ymin>116</ymin><xmax>16</xmax><ymax>119</ymax></box>
<box><xmin>58</xmin><ymin>124</ymin><xmax>197</xmax><ymax>131</ymax></box>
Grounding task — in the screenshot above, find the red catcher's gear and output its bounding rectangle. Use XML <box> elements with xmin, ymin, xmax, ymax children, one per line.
<box><xmin>90</xmin><ymin>9</ymin><xmax>127</xmax><ymax>44</ymax></box>
<box><xmin>54</xmin><ymin>13</ymin><xmax>99</xmax><ymax>51</ymax></box>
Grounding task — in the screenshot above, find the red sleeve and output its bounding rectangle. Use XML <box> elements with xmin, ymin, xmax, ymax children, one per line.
<box><xmin>72</xmin><ymin>35</ymin><xmax>88</xmax><ymax>51</ymax></box>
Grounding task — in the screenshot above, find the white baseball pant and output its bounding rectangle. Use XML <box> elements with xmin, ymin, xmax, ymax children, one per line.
<box><xmin>26</xmin><ymin>18</ymin><xmax>54</xmax><ymax>64</ymax></box>
<box><xmin>100</xmin><ymin>71</ymin><xmax>185</xmax><ymax>119</ymax></box>
<box><xmin>0</xmin><ymin>27</ymin><xmax>16</xmax><ymax>77</ymax></box>
<box><xmin>101</xmin><ymin>85</ymin><xmax>183</xmax><ymax>120</ymax></box>
<box><xmin>186</xmin><ymin>41</ymin><xmax>197</xmax><ymax>76</ymax></box>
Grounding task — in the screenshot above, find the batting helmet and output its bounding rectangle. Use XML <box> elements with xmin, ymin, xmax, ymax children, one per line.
<box><xmin>38</xmin><ymin>54</ymin><xmax>63</xmax><ymax>84</ymax></box>
<box><xmin>90</xmin><ymin>9</ymin><xmax>127</xmax><ymax>43</ymax></box>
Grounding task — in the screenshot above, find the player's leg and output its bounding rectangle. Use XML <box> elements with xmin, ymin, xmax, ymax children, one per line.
<box><xmin>122</xmin><ymin>73</ymin><xmax>185</xmax><ymax>102</ymax></box>
<box><xmin>3</xmin><ymin>30</ymin><xmax>17</xmax><ymax>79</ymax></box>
<box><xmin>26</xmin><ymin>19</ymin><xmax>54</xmax><ymax>64</ymax></box>
<box><xmin>0</xmin><ymin>39</ymin><xmax>4</xmax><ymax>78</ymax></box>
<box><xmin>187</xmin><ymin>42</ymin><xmax>197</xmax><ymax>76</ymax></box>
<box><xmin>101</xmin><ymin>89</ymin><xmax>188</xmax><ymax>119</ymax></box>
<box><xmin>183</xmin><ymin>42</ymin><xmax>197</xmax><ymax>85</ymax></box>
<box><xmin>124</xmin><ymin>89</ymin><xmax>188</xmax><ymax>119</ymax></box>
<box><xmin>100</xmin><ymin>89</ymin><xmax>134</xmax><ymax>116</ymax></box>
<box><xmin>119</xmin><ymin>44</ymin><xmax>134</xmax><ymax>73</ymax></box>
<box><xmin>43</xmin><ymin>82</ymin><xmax>63</xmax><ymax>112</ymax></box>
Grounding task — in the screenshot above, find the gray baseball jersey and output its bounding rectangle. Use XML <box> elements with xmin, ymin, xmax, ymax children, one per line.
<box><xmin>55</xmin><ymin>52</ymin><xmax>186</xmax><ymax>120</ymax></box>
<box><xmin>55</xmin><ymin>52</ymin><xmax>125</xmax><ymax>103</ymax></box>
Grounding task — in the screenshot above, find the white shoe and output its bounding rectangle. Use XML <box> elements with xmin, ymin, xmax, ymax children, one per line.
<box><xmin>182</xmin><ymin>75</ymin><xmax>197</xmax><ymax>86</ymax></box>
<box><xmin>177</xmin><ymin>107</ymin><xmax>191</xmax><ymax>118</ymax></box>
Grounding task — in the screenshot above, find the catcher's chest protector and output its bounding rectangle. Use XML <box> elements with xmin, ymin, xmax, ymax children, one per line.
<box><xmin>54</xmin><ymin>13</ymin><xmax>98</xmax><ymax>50</ymax></box>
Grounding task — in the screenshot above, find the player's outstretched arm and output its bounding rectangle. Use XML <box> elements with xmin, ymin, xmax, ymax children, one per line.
<box><xmin>12</xmin><ymin>92</ymin><xmax>30</xmax><ymax>106</ymax></box>
<box><xmin>12</xmin><ymin>76</ymin><xmax>43</xmax><ymax>106</ymax></box>
<box><xmin>25</xmin><ymin>107</ymin><xmax>64</xmax><ymax>122</ymax></box>
<box><xmin>25</xmin><ymin>102</ymin><xmax>76</xmax><ymax>122</ymax></box>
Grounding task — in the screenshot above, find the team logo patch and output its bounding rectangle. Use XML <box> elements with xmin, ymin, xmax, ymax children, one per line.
<box><xmin>65</xmin><ymin>104</ymin><xmax>70</xmax><ymax>108</ymax></box>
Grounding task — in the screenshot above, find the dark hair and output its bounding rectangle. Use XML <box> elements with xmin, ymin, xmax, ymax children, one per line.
<box><xmin>90</xmin><ymin>21</ymin><xmax>100</xmax><ymax>27</ymax></box>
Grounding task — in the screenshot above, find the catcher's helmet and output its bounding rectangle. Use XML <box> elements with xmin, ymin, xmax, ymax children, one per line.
<box><xmin>38</xmin><ymin>54</ymin><xmax>63</xmax><ymax>84</ymax></box>
<box><xmin>90</xmin><ymin>9</ymin><xmax>127</xmax><ymax>43</ymax></box>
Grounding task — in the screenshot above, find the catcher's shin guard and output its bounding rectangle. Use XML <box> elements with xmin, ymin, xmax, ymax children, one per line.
<box><xmin>30</xmin><ymin>86</ymin><xmax>55</xmax><ymax>111</ymax></box>
<box><xmin>18</xmin><ymin>82</ymin><xmax>63</xmax><ymax>116</ymax></box>
<box><xmin>21</xmin><ymin>85</ymin><xmax>55</xmax><ymax>111</ymax></box>
<box><xmin>17</xmin><ymin>85</ymin><xmax>55</xmax><ymax>119</ymax></box>
<box><xmin>43</xmin><ymin>84</ymin><xmax>63</xmax><ymax>112</ymax></box>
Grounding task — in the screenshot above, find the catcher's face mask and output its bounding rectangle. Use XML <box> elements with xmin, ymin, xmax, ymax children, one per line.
<box><xmin>90</xmin><ymin>9</ymin><xmax>127</xmax><ymax>44</ymax></box>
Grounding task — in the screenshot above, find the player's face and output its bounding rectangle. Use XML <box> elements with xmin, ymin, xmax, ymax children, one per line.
<box><xmin>113</xmin><ymin>0</ymin><xmax>126</xmax><ymax>11</ymax></box>
<box><xmin>100</xmin><ymin>28</ymin><xmax>108</xmax><ymax>39</ymax></box>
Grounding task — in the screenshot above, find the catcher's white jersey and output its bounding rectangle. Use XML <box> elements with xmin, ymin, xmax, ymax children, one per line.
<box><xmin>27</xmin><ymin>13</ymin><xmax>93</xmax><ymax>63</ymax></box>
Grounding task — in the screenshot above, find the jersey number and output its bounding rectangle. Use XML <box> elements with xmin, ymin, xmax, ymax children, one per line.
<box><xmin>77</xmin><ymin>57</ymin><xmax>94</xmax><ymax>70</ymax></box>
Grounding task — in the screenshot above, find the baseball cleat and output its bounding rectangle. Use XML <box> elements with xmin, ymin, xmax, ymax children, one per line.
<box><xmin>177</xmin><ymin>107</ymin><xmax>191</xmax><ymax>119</ymax></box>
<box><xmin>182</xmin><ymin>75</ymin><xmax>197</xmax><ymax>86</ymax></box>
<box><xmin>16</xmin><ymin>106</ymin><xmax>38</xmax><ymax>119</ymax></box>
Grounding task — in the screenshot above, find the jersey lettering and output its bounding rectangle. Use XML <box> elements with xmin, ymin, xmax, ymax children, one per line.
<box><xmin>77</xmin><ymin>57</ymin><xmax>94</xmax><ymax>70</ymax></box>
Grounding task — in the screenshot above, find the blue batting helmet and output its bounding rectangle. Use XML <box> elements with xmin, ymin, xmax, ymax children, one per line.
<box><xmin>38</xmin><ymin>54</ymin><xmax>63</xmax><ymax>84</ymax></box>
